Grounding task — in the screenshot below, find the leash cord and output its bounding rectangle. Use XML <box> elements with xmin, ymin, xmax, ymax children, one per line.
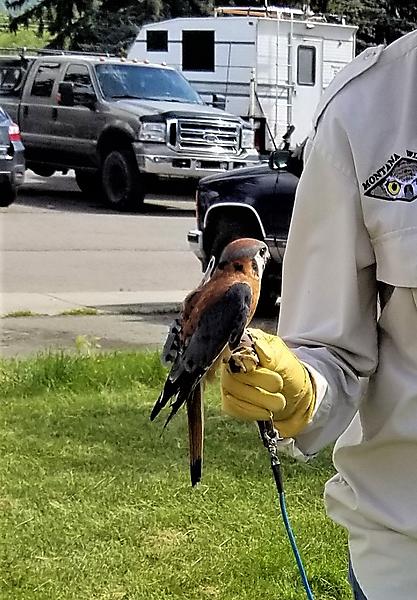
<box><xmin>258</xmin><ymin>421</ymin><xmax>315</xmax><ymax>600</ymax></box>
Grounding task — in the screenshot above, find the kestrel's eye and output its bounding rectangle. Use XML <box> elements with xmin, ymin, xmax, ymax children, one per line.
<box><xmin>386</xmin><ymin>180</ymin><xmax>401</xmax><ymax>196</ymax></box>
<box><xmin>259</xmin><ymin>246</ymin><xmax>266</xmax><ymax>257</ymax></box>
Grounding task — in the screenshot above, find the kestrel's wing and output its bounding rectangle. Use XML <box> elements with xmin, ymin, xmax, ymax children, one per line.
<box><xmin>153</xmin><ymin>281</ymin><xmax>252</xmax><ymax>426</ymax></box>
<box><xmin>161</xmin><ymin>317</ymin><xmax>182</xmax><ymax>365</ymax></box>
<box><xmin>160</xmin><ymin>257</ymin><xmax>216</xmax><ymax>367</ymax></box>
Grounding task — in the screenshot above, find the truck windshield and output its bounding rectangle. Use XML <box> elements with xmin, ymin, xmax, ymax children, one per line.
<box><xmin>95</xmin><ymin>64</ymin><xmax>203</xmax><ymax>104</ymax></box>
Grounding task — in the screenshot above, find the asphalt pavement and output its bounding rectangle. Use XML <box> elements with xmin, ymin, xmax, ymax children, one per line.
<box><xmin>0</xmin><ymin>171</ymin><xmax>200</xmax><ymax>357</ymax></box>
<box><xmin>0</xmin><ymin>172</ymin><xmax>277</xmax><ymax>358</ymax></box>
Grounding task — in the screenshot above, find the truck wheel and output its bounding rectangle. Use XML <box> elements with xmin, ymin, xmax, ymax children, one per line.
<box><xmin>101</xmin><ymin>148</ymin><xmax>144</xmax><ymax>211</ymax></box>
<box><xmin>0</xmin><ymin>182</ymin><xmax>16</xmax><ymax>207</ymax></box>
<box><xmin>75</xmin><ymin>170</ymin><xmax>101</xmax><ymax>197</ymax></box>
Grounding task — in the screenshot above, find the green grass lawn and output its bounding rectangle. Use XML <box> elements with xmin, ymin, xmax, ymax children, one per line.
<box><xmin>0</xmin><ymin>18</ymin><xmax>49</xmax><ymax>49</ymax></box>
<box><xmin>0</xmin><ymin>29</ymin><xmax>48</xmax><ymax>49</ymax></box>
<box><xmin>0</xmin><ymin>352</ymin><xmax>351</xmax><ymax>600</ymax></box>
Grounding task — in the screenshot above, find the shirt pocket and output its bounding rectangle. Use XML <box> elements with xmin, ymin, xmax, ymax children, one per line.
<box><xmin>372</xmin><ymin>227</ymin><xmax>417</xmax><ymax>288</ymax></box>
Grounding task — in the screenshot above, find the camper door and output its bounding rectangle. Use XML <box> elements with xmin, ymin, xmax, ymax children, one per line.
<box><xmin>292</xmin><ymin>37</ymin><xmax>322</xmax><ymax>142</ymax></box>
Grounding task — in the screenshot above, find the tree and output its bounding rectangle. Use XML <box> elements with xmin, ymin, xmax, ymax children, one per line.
<box><xmin>5</xmin><ymin>0</ymin><xmax>417</xmax><ymax>53</ymax></box>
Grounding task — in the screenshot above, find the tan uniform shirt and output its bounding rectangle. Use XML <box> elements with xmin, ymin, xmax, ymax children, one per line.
<box><xmin>278</xmin><ymin>30</ymin><xmax>417</xmax><ymax>598</ymax></box>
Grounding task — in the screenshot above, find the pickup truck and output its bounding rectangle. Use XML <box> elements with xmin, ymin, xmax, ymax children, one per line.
<box><xmin>0</xmin><ymin>50</ymin><xmax>259</xmax><ymax>210</ymax></box>
<box><xmin>188</xmin><ymin>144</ymin><xmax>303</xmax><ymax>312</ymax></box>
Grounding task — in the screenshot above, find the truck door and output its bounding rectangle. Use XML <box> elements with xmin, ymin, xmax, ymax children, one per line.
<box><xmin>20</xmin><ymin>61</ymin><xmax>62</xmax><ymax>165</ymax></box>
<box><xmin>291</xmin><ymin>38</ymin><xmax>323</xmax><ymax>143</ymax></box>
<box><xmin>53</xmin><ymin>63</ymin><xmax>100</xmax><ymax>168</ymax></box>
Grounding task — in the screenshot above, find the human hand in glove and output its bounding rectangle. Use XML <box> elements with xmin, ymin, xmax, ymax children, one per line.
<box><xmin>221</xmin><ymin>329</ymin><xmax>316</xmax><ymax>438</ymax></box>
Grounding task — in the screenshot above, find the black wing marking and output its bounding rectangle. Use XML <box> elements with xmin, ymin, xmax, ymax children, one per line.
<box><xmin>151</xmin><ymin>282</ymin><xmax>252</xmax><ymax>424</ymax></box>
<box><xmin>161</xmin><ymin>317</ymin><xmax>182</xmax><ymax>365</ymax></box>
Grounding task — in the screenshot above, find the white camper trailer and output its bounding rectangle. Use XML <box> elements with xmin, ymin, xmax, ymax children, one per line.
<box><xmin>128</xmin><ymin>6</ymin><xmax>357</xmax><ymax>151</ymax></box>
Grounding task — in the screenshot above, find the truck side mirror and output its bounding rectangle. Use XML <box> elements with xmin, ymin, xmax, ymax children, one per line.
<box><xmin>212</xmin><ymin>93</ymin><xmax>226</xmax><ymax>110</ymax></box>
<box><xmin>57</xmin><ymin>82</ymin><xmax>74</xmax><ymax>107</ymax></box>
<box><xmin>269</xmin><ymin>149</ymin><xmax>290</xmax><ymax>170</ymax></box>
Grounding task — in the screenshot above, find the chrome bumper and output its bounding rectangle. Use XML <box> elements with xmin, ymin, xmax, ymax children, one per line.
<box><xmin>187</xmin><ymin>229</ymin><xmax>204</xmax><ymax>261</ymax></box>
<box><xmin>134</xmin><ymin>146</ymin><xmax>260</xmax><ymax>179</ymax></box>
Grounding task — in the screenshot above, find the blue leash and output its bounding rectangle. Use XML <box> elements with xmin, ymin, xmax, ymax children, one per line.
<box><xmin>258</xmin><ymin>420</ymin><xmax>315</xmax><ymax>600</ymax></box>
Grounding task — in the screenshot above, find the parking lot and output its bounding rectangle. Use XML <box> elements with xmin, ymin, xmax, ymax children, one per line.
<box><xmin>3</xmin><ymin>170</ymin><xmax>201</xmax><ymax>295</ymax></box>
<box><xmin>0</xmin><ymin>171</ymin><xmax>277</xmax><ymax>357</ymax></box>
<box><xmin>0</xmin><ymin>171</ymin><xmax>199</xmax><ymax>356</ymax></box>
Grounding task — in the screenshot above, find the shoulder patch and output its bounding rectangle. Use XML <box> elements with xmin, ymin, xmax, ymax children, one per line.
<box><xmin>313</xmin><ymin>44</ymin><xmax>384</xmax><ymax>130</ymax></box>
<box><xmin>363</xmin><ymin>153</ymin><xmax>417</xmax><ymax>202</ymax></box>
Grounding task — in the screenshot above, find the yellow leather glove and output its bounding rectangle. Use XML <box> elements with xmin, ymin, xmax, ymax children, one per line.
<box><xmin>221</xmin><ymin>328</ymin><xmax>316</xmax><ymax>438</ymax></box>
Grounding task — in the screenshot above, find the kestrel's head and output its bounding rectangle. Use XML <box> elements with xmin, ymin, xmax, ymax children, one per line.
<box><xmin>217</xmin><ymin>238</ymin><xmax>270</xmax><ymax>278</ymax></box>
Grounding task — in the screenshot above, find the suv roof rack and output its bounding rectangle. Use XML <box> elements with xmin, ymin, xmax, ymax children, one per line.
<box><xmin>0</xmin><ymin>47</ymin><xmax>117</xmax><ymax>58</ymax></box>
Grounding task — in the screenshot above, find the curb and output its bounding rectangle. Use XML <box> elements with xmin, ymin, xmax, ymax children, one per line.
<box><xmin>0</xmin><ymin>292</ymin><xmax>186</xmax><ymax>318</ymax></box>
<box><xmin>94</xmin><ymin>302</ymin><xmax>182</xmax><ymax>316</ymax></box>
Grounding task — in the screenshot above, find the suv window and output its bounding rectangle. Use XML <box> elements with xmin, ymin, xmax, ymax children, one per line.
<box><xmin>63</xmin><ymin>63</ymin><xmax>95</xmax><ymax>105</ymax></box>
<box><xmin>0</xmin><ymin>61</ymin><xmax>26</xmax><ymax>97</ymax></box>
<box><xmin>31</xmin><ymin>62</ymin><xmax>60</xmax><ymax>97</ymax></box>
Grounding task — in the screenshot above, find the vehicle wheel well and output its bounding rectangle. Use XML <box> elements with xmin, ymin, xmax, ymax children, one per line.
<box><xmin>97</xmin><ymin>129</ymin><xmax>134</xmax><ymax>160</ymax></box>
<box><xmin>203</xmin><ymin>206</ymin><xmax>264</xmax><ymax>266</ymax></box>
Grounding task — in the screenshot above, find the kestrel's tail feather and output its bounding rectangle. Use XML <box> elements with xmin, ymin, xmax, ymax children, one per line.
<box><xmin>187</xmin><ymin>384</ymin><xmax>204</xmax><ymax>486</ymax></box>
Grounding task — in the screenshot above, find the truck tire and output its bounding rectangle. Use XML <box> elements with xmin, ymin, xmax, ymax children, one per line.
<box><xmin>101</xmin><ymin>148</ymin><xmax>144</xmax><ymax>211</ymax></box>
<box><xmin>75</xmin><ymin>170</ymin><xmax>101</xmax><ymax>197</ymax></box>
<box><xmin>0</xmin><ymin>182</ymin><xmax>16</xmax><ymax>207</ymax></box>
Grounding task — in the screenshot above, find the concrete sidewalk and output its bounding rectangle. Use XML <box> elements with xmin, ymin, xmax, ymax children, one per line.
<box><xmin>0</xmin><ymin>291</ymin><xmax>277</xmax><ymax>358</ymax></box>
<box><xmin>0</xmin><ymin>290</ymin><xmax>189</xmax><ymax>317</ymax></box>
<box><xmin>0</xmin><ymin>291</ymin><xmax>186</xmax><ymax>357</ymax></box>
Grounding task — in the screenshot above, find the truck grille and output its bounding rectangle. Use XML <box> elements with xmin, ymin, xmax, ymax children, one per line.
<box><xmin>174</xmin><ymin>118</ymin><xmax>240</xmax><ymax>154</ymax></box>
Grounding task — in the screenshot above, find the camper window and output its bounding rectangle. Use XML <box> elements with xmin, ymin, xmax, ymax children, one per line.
<box><xmin>182</xmin><ymin>30</ymin><xmax>215</xmax><ymax>72</ymax></box>
<box><xmin>297</xmin><ymin>46</ymin><xmax>316</xmax><ymax>86</ymax></box>
<box><xmin>147</xmin><ymin>31</ymin><xmax>168</xmax><ymax>52</ymax></box>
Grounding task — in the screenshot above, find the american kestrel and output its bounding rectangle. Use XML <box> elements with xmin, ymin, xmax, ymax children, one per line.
<box><xmin>150</xmin><ymin>238</ymin><xmax>270</xmax><ymax>486</ymax></box>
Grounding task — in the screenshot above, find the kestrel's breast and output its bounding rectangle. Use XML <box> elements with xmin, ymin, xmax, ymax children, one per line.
<box><xmin>180</xmin><ymin>266</ymin><xmax>260</xmax><ymax>344</ymax></box>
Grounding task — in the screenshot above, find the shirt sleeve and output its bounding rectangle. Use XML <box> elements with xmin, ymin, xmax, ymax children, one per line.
<box><xmin>277</xmin><ymin>108</ymin><xmax>378</xmax><ymax>456</ymax></box>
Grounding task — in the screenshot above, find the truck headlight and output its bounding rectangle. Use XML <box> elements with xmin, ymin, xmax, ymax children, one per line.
<box><xmin>138</xmin><ymin>122</ymin><xmax>167</xmax><ymax>143</ymax></box>
<box><xmin>241</xmin><ymin>127</ymin><xmax>255</xmax><ymax>149</ymax></box>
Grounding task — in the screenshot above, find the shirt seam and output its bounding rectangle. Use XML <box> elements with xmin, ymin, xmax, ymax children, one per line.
<box><xmin>313</xmin><ymin>138</ymin><xmax>356</xmax><ymax>179</ymax></box>
<box><xmin>372</xmin><ymin>226</ymin><xmax>417</xmax><ymax>244</ymax></box>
